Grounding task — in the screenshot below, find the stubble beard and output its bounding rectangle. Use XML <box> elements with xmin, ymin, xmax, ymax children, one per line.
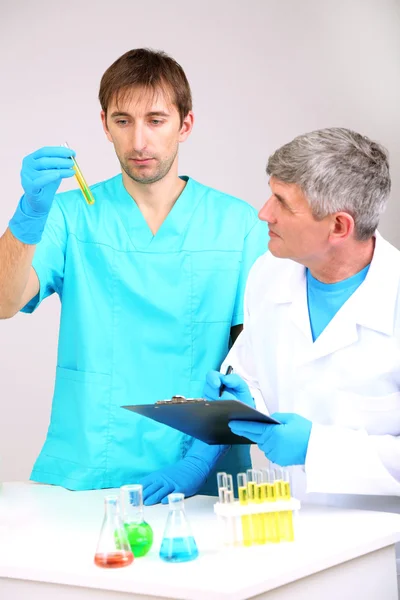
<box><xmin>120</xmin><ymin>147</ymin><xmax>178</xmax><ymax>185</ymax></box>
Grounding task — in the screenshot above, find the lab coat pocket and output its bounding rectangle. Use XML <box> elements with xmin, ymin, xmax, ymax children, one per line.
<box><xmin>333</xmin><ymin>390</ymin><xmax>400</xmax><ymax>436</ymax></box>
<box><xmin>47</xmin><ymin>367</ymin><xmax>111</xmax><ymax>468</ymax></box>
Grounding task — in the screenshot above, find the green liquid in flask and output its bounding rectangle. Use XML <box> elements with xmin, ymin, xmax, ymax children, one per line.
<box><xmin>124</xmin><ymin>521</ymin><xmax>153</xmax><ymax>557</ymax></box>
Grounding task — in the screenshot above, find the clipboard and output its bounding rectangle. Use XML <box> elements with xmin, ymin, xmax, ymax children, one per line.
<box><xmin>122</xmin><ymin>396</ymin><xmax>280</xmax><ymax>445</ymax></box>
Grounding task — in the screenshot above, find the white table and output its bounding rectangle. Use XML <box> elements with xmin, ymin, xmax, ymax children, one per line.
<box><xmin>0</xmin><ymin>482</ymin><xmax>399</xmax><ymax>599</ymax></box>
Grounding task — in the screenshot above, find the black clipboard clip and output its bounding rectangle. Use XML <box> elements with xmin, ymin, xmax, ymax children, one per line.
<box><xmin>156</xmin><ymin>395</ymin><xmax>205</xmax><ymax>405</ymax></box>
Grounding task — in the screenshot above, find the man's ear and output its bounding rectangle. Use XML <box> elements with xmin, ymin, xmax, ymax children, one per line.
<box><xmin>329</xmin><ymin>211</ymin><xmax>355</xmax><ymax>245</ymax></box>
<box><xmin>101</xmin><ymin>111</ymin><xmax>113</xmax><ymax>143</ymax></box>
<box><xmin>178</xmin><ymin>111</ymin><xmax>194</xmax><ymax>143</ymax></box>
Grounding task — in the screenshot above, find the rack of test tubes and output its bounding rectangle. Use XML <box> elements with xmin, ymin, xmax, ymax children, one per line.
<box><xmin>214</xmin><ymin>468</ymin><xmax>300</xmax><ymax>548</ymax></box>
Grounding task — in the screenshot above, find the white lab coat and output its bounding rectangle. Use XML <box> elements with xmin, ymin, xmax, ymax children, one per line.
<box><xmin>223</xmin><ymin>232</ymin><xmax>400</xmax><ymax>575</ymax></box>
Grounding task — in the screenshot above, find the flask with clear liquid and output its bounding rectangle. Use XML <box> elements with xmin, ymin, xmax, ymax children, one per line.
<box><xmin>159</xmin><ymin>493</ymin><xmax>199</xmax><ymax>563</ymax></box>
<box><xmin>120</xmin><ymin>484</ymin><xmax>153</xmax><ymax>557</ymax></box>
<box><xmin>94</xmin><ymin>495</ymin><xmax>134</xmax><ymax>568</ymax></box>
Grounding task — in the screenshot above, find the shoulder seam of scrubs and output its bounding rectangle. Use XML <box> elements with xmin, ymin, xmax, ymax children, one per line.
<box><xmin>245</xmin><ymin>215</ymin><xmax>264</xmax><ymax>237</ymax></box>
<box><xmin>191</xmin><ymin>178</ymin><xmax>259</xmax><ymax>214</ymax></box>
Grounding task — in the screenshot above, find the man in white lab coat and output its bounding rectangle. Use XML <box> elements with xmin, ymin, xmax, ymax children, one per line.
<box><xmin>204</xmin><ymin>127</ymin><xmax>400</xmax><ymax>585</ymax></box>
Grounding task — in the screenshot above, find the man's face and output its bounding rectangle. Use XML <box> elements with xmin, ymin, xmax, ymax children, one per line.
<box><xmin>259</xmin><ymin>177</ymin><xmax>334</xmax><ymax>263</ymax></box>
<box><xmin>101</xmin><ymin>87</ymin><xmax>193</xmax><ymax>185</ymax></box>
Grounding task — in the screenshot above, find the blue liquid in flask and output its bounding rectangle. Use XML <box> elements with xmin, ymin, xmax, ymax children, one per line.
<box><xmin>160</xmin><ymin>536</ymin><xmax>199</xmax><ymax>563</ymax></box>
<box><xmin>159</xmin><ymin>493</ymin><xmax>199</xmax><ymax>563</ymax></box>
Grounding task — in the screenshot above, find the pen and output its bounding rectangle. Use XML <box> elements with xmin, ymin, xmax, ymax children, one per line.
<box><xmin>219</xmin><ymin>365</ymin><xmax>233</xmax><ymax>397</ymax></box>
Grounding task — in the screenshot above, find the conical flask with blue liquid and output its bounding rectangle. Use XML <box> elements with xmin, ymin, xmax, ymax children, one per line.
<box><xmin>159</xmin><ymin>493</ymin><xmax>199</xmax><ymax>563</ymax></box>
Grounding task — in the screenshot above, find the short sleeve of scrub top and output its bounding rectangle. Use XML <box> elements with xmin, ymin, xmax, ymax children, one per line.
<box><xmin>21</xmin><ymin>196</ymin><xmax>68</xmax><ymax>313</ymax></box>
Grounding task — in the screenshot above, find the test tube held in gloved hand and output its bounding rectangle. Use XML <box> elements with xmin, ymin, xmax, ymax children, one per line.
<box><xmin>62</xmin><ymin>142</ymin><xmax>95</xmax><ymax>205</ymax></box>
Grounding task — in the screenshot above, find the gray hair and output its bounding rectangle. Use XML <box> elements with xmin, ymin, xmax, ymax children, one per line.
<box><xmin>266</xmin><ymin>128</ymin><xmax>391</xmax><ymax>240</ymax></box>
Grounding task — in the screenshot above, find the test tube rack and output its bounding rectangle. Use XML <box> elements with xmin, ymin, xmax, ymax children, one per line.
<box><xmin>214</xmin><ymin>497</ymin><xmax>301</xmax><ymax>547</ymax></box>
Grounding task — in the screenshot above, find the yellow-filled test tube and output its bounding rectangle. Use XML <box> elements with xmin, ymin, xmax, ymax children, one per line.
<box><xmin>62</xmin><ymin>142</ymin><xmax>95</xmax><ymax>205</ymax></box>
<box><xmin>261</xmin><ymin>468</ymin><xmax>280</xmax><ymax>543</ymax></box>
<box><xmin>237</xmin><ymin>473</ymin><xmax>253</xmax><ymax>547</ymax></box>
<box><xmin>254</xmin><ymin>472</ymin><xmax>267</xmax><ymax>545</ymax></box>
<box><xmin>282</xmin><ymin>469</ymin><xmax>295</xmax><ymax>542</ymax></box>
<box><xmin>274</xmin><ymin>468</ymin><xmax>294</xmax><ymax>542</ymax></box>
<box><xmin>247</xmin><ymin>469</ymin><xmax>264</xmax><ymax>545</ymax></box>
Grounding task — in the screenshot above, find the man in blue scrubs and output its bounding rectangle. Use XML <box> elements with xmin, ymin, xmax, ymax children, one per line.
<box><xmin>0</xmin><ymin>48</ymin><xmax>268</xmax><ymax>501</ymax></box>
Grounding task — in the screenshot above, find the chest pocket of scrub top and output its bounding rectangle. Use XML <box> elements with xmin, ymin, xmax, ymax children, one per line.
<box><xmin>47</xmin><ymin>366</ymin><xmax>111</xmax><ymax>467</ymax></box>
<box><xmin>332</xmin><ymin>390</ymin><xmax>400</xmax><ymax>436</ymax></box>
<box><xmin>191</xmin><ymin>252</ymin><xmax>241</xmax><ymax>323</ymax></box>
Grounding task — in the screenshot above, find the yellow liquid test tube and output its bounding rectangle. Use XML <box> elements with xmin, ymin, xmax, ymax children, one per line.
<box><xmin>274</xmin><ymin>468</ymin><xmax>293</xmax><ymax>542</ymax></box>
<box><xmin>254</xmin><ymin>476</ymin><xmax>267</xmax><ymax>545</ymax></box>
<box><xmin>258</xmin><ymin>476</ymin><xmax>271</xmax><ymax>543</ymax></box>
<box><xmin>274</xmin><ymin>473</ymin><xmax>287</xmax><ymax>541</ymax></box>
<box><xmin>62</xmin><ymin>142</ymin><xmax>95</xmax><ymax>205</ymax></box>
<box><xmin>283</xmin><ymin>470</ymin><xmax>295</xmax><ymax>542</ymax></box>
<box><xmin>247</xmin><ymin>469</ymin><xmax>263</xmax><ymax>545</ymax></box>
<box><xmin>237</xmin><ymin>473</ymin><xmax>253</xmax><ymax>547</ymax></box>
<box><xmin>261</xmin><ymin>468</ymin><xmax>280</xmax><ymax>543</ymax></box>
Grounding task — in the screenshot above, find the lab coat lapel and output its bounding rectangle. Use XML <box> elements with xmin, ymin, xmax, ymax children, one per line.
<box><xmin>283</xmin><ymin>232</ymin><xmax>399</xmax><ymax>365</ymax></box>
<box><xmin>269</xmin><ymin>262</ymin><xmax>314</xmax><ymax>366</ymax></box>
<box><xmin>270</xmin><ymin>260</ymin><xmax>312</xmax><ymax>340</ymax></box>
<box><xmin>307</xmin><ymin>311</ymin><xmax>359</xmax><ymax>362</ymax></box>
<box><xmin>288</xmin><ymin>269</ymin><xmax>312</xmax><ymax>341</ymax></box>
<box><xmin>289</xmin><ymin>266</ymin><xmax>366</xmax><ymax>365</ymax></box>
<box><xmin>287</xmin><ymin>270</ymin><xmax>358</xmax><ymax>364</ymax></box>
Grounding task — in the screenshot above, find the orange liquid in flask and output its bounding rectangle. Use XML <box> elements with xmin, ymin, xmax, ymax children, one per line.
<box><xmin>94</xmin><ymin>551</ymin><xmax>134</xmax><ymax>568</ymax></box>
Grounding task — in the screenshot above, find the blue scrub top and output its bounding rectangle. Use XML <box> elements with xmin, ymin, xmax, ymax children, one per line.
<box><xmin>23</xmin><ymin>174</ymin><xmax>269</xmax><ymax>491</ymax></box>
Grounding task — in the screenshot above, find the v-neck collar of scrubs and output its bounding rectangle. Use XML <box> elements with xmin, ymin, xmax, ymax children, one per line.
<box><xmin>112</xmin><ymin>174</ymin><xmax>202</xmax><ymax>251</ymax></box>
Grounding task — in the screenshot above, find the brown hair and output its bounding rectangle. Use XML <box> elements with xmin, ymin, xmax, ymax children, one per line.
<box><xmin>99</xmin><ymin>48</ymin><xmax>192</xmax><ymax>126</ymax></box>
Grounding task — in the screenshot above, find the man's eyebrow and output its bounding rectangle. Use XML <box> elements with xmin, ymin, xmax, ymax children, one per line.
<box><xmin>110</xmin><ymin>111</ymin><xmax>130</xmax><ymax>118</ymax></box>
<box><xmin>109</xmin><ymin>110</ymin><xmax>170</xmax><ymax>118</ymax></box>
<box><xmin>146</xmin><ymin>111</ymin><xmax>170</xmax><ymax>117</ymax></box>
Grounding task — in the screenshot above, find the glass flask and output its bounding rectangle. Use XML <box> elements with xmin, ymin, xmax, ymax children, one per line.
<box><xmin>159</xmin><ymin>493</ymin><xmax>199</xmax><ymax>563</ymax></box>
<box><xmin>120</xmin><ymin>484</ymin><xmax>154</xmax><ymax>557</ymax></box>
<box><xmin>94</xmin><ymin>495</ymin><xmax>134</xmax><ymax>568</ymax></box>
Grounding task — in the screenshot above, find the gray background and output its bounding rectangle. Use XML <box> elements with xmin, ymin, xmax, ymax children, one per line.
<box><xmin>0</xmin><ymin>0</ymin><xmax>399</xmax><ymax>481</ymax></box>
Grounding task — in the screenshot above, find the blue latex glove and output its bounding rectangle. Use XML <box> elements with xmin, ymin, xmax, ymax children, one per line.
<box><xmin>139</xmin><ymin>440</ymin><xmax>228</xmax><ymax>505</ymax></box>
<box><xmin>9</xmin><ymin>146</ymin><xmax>75</xmax><ymax>244</ymax></box>
<box><xmin>229</xmin><ymin>413</ymin><xmax>312</xmax><ymax>466</ymax></box>
<box><xmin>203</xmin><ymin>370</ymin><xmax>255</xmax><ymax>407</ymax></box>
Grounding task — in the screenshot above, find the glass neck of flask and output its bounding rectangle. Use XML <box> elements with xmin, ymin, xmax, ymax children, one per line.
<box><xmin>104</xmin><ymin>495</ymin><xmax>120</xmax><ymax>518</ymax></box>
<box><xmin>168</xmin><ymin>493</ymin><xmax>185</xmax><ymax>512</ymax></box>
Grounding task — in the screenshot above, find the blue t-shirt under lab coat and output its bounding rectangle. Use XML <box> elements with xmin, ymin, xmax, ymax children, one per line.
<box><xmin>307</xmin><ymin>264</ymin><xmax>370</xmax><ymax>341</ymax></box>
<box><xmin>22</xmin><ymin>174</ymin><xmax>268</xmax><ymax>491</ymax></box>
